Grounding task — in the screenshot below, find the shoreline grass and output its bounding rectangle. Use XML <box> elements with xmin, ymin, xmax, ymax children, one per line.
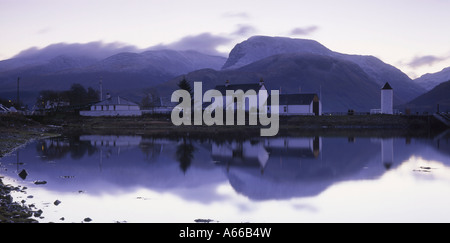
<box><xmin>29</xmin><ymin>112</ymin><xmax>447</xmax><ymax>138</ymax></box>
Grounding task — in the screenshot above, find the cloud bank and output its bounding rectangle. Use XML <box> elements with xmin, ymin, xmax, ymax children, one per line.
<box><xmin>221</xmin><ymin>11</ymin><xmax>250</xmax><ymax>19</ymax></box>
<box><xmin>232</xmin><ymin>25</ymin><xmax>258</xmax><ymax>36</ymax></box>
<box><xmin>13</xmin><ymin>42</ymin><xmax>141</xmax><ymax>60</ymax></box>
<box><xmin>151</xmin><ymin>33</ymin><xmax>232</xmax><ymax>56</ymax></box>
<box><xmin>290</xmin><ymin>26</ymin><xmax>319</xmax><ymax>36</ymax></box>
<box><xmin>408</xmin><ymin>55</ymin><xmax>448</xmax><ymax>68</ymax></box>
<box><xmin>11</xmin><ymin>24</ymin><xmax>261</xmax><ymax>60</ymax></box>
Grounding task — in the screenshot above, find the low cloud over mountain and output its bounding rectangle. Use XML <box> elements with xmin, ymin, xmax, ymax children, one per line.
<box><xmin>289</xmin><ymin>26</ymin><xmax>319</xmax><ymax>36</ymax></box>
<box><xmin>408</xmin><ymin>55</ymin><xmax>448</xmax><ymax>68</ymax></box>
<box><xmin>13</xmin><ymin>42</ymin><xmax>141</xmax><ymax>61</ymax></box>
<box><xmin>0</xmin><ymin>35</ymin><xmax>435</xmax><ymax>112</ymax></box>
<box><xmin>150</xmin><ymin>33</ymin><xmax>232</xmax><ymax>57</ymax></box>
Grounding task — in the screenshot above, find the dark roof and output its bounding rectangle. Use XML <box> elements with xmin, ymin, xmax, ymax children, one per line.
<box><xmin>381</xmin><ymin>82</ymin><xmax>393</xmax><ymax>90</ymax></box>
<box><xmin>214</xmin><ymin>83</ymin><xmax>265</xmax><ymax>94</ymax></box>
<box><xmin>0</xmin><ymin>104</ymin><xmax>10</xmax><ymax>112</ymax></box>
<box><xmin>269</xmin><ymin>93</ymin><xmax>318</xmax><ymax>106</ymax></box>
<box><xmin>94</xmin><ymin>96</ymin><xmax>139</xmax><ymax>106</ymax></box>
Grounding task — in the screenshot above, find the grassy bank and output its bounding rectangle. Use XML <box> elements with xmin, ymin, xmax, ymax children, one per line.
<box><xmin>30</xmin><ymin>112</ymin><xmax>447</xmax><ymax>139</ymax></box>
<box><xmin>0</xmin><ymin>113</ymin><xmax>60</xmax><ymax>157</ymax></box>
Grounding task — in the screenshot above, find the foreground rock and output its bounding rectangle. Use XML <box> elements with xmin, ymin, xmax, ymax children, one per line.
<box><xmin>0</xmin><ymin>178</ymin><xmax>38</xmax><ymax>223</ymax></box>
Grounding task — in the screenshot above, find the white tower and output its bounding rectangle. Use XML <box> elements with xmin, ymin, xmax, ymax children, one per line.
<box><xmin>381</xmin><ymin>82</ymin><xmax>393</xmax><ymax>114</ymax></box>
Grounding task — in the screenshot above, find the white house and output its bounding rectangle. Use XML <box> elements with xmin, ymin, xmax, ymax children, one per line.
<box><xmin>206</xmin><ymin>79</ymin><xmax>266</xmax><ymax>113</ymax></box>
<box><xmin>269</xmin><ymin>93</ymin><xmax>322</xmax><ymax>116</ymax></box>
<box><xmin>205</xmin><ymin>79</ymin><xmax>322</xmax><ymax>116</ymax></box>
<box><xmin>80</xmin><ymin>95</ymin><xmax>142</xmax><ymax>117</ymax></box>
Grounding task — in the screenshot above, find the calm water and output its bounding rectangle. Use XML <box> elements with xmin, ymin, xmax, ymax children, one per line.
<box><xmin>1</xmin><ymin>131</ymin><xmax>450</xmax><ymax>223</ymax></box>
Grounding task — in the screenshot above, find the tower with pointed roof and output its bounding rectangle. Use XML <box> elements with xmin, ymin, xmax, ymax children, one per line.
<box><xmin>381</xmin><ymin>82</ymin><xmax>393</xmax><ymax>114</ymax></box>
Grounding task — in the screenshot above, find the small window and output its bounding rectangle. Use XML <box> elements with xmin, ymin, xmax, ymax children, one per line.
<box><xmin>284</xmin><ymin>106</ymin><xmax>287</xmax><ymax>112</ymax></box>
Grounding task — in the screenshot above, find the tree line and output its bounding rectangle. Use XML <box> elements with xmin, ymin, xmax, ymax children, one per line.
<box><xmin>36</xmin><ymin>83</ymin><xmax>99</xmax><ymax>109</ymax></box>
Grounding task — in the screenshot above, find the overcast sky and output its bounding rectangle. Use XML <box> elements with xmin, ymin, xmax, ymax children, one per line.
<box><xmin>1</xmin><ymin>0</ymin><xmax>450</xmax><ymax>78</ymax></box>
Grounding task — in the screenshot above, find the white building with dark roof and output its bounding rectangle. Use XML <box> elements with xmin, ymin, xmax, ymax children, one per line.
<box><xmin>80</xmin><ymin>95</ymin><xmax>141</xmax><ymax>117</ymax></box>
<box><xmin>208</xmin><ymin>79</ymin><xmax>266</xmax><ymax>113</ymax></box>
<box><xmin>205</xmin><ymin>79</ymin><xmax>322</xmax><ymax>116</ymax></box>
<box><xmin>273</xmin><ymin>93</ymin><xmax>322</xmax><ymax>116</ymax></box>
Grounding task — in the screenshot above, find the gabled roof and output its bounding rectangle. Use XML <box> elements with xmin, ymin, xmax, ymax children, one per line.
<box><xmin>94</xmin><ymin>96</ymin><xmax>139</xmax><ymax>106</ymax></box>
<box><xmin>381</xmin><ymin>82</ymin><xmax>393</xmax><ymax>90</ymax></box>
<box><xmin>0</xmin><ymin>104</ymin><xmax>10</xmax><ymax>112</ymax></box>
<box><xmin>269</xmin><ymin>93</ymin><xmax>318</xmax><ymax>106</ymax></box>
<box><xmin>214</xmin><ymin>83</ymin><xmax>265</xmax><ymax>94</ymax></box>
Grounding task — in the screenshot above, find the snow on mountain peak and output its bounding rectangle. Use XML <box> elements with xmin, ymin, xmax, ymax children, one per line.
<box><xmin>222</xmin><ymin>36</ymin><xmax>332</xmax><ymax>70</ymax></box>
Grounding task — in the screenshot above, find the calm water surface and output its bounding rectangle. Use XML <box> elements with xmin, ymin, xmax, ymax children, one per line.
<box><xmin>1</xmin><ymin>131</ymin><xmax>449</xmax><ymax>223</ymax></box>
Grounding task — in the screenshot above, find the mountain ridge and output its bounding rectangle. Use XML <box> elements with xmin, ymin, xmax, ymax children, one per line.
<box><xmin>0</xmin><ymin>36</ymin><xmax>441</xmax><ymax>111</ymax></box>
<box><xmin>414</xmin><ymin>67</ymin><xmax>450</xmax><ymax>91</ymax></box>
<box><xmin>160</xmin><ymin>53</ymin><xmax>387</xmax><ymax>112</ymax></box>
<box><xmin>222</xmin><ymin>36</ymin><xmax>332</xmax><ymax>69</ymax></box>
<box><xmin>0</xmin><ymin>48</ymin><xmax>227</xmax><ymax>105</ymax></box>
<box><xmin>221</xmin><ymin>36</ymin><xmax>424</xmax><ymax>104</ymax></box>
<box><xmin>403</xmin><ymin>79</ymin><xmax>450</xmax><ymax>113</ymax></box>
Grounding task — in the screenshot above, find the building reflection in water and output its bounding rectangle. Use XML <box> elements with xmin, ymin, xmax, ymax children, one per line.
<box><xmin>80</xmin><ymin>135</ymin><xmax>142</xmax><ymax>155</ymax></box>
<box><xmin>381</xmin><ymin>138</ymin><xmax>394</xmax><ymax>169</ymax></box>
<box><xmin>211</xmin><ymin>137</ymin><xmax>321</xmax><ymax>174</ymax></box>
<box><xmin>264</xmin><ymin>137</ymin><xmax>321</xmax><ymax>159</ymax></box>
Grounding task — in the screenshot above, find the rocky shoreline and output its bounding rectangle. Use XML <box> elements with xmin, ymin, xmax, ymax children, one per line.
<box><xmin>0</xmin><ymin>113</ymin><xmax>60</xmax><ymax>223</ymax></box>
<box><xmin>0</xmin><ymin>178</ymin><xmax>38</xmax><ymax>223</ymax></box>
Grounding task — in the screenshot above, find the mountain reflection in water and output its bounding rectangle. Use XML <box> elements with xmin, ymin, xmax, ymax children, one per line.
<box><xmin>1</xmin><ymin>131</ymin><xmax>449</xmax><ymax>222</ymax></box>
<box><xmin>13</xmin><ymin>133</ymin><xmax>449</xmax><ymax>199</ymax></box>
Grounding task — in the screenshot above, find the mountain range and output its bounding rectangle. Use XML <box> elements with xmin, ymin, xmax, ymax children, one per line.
<box><xmin>414</xmin><ymin>67</ymin><xmax>450</xmax><ymax>91</ymax></box>
<box><xmin>0</xmin><ymin>48</ymin><xmax>226</xmax><ymax>106</ymax></box>
<box><xmin>159</xmin><ymin>53</ymin><xmax>383</xmax><ymax>112</ymax></box>
<box><xmin>403</xmin><ymin>79</ymin><xmax>450</xmax><ymax>112</ymax></box>
<box><xmin>160</xmin><ymin>36</ymin><xmax>427</xmax><ymax>112</ymax></box>
<box><xmin>0</xmin><ymin>36</ymin><xmax>448</xmax><ymax>112</ymax></box>
<box><xmin>220</xmin><ymin>36</ymin><xmax>424</xmax><ymax>104</ymax></box>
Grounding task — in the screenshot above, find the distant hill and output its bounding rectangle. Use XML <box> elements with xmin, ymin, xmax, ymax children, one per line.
<box><xmin>0</xmin><ymin>47</ymin><xmax>226</xmax><ymax>106</ymax></box>
<box><xmin>414</xmin><ymin>67</ymin><xmax>450</xmax><ymax>91</ymax></box>
<box><xmin>159</xmin><ymin>36</ymin><xmax>427</xmax><ymax>112</ymax></box>
<box><xmin>160</xmin><ymin>53</ymin><xmax>384</xmax><ymax>112</ymax></box>
<box><xmin>222</xmin><ymin>36</ymin><xmax>332</xmax><ymax>69</ymax></box>
<box><xmin>402</xmin><ymin>80</ymin><xmax>450</xmax><ymax>113</ymax></box>
<box><xmin>82</xmin><ymin>49</ymin><xmax>227</xmax><ymax>75</ymax></box>
<box><xmin>220</xmin><ymin>36</ymin><xmax>424</xmax><ymax>105</ymax></box>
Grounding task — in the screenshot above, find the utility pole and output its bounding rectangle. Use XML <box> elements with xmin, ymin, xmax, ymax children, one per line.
<box><xmin>99</xmin><ymin>76</ymin><xmax>103</xmax><ymax>101</ymax></box>
<box><xmin>17</xmin><ymin>77</ymin><xmax>20</xmax><ymax>109</ymax></box>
